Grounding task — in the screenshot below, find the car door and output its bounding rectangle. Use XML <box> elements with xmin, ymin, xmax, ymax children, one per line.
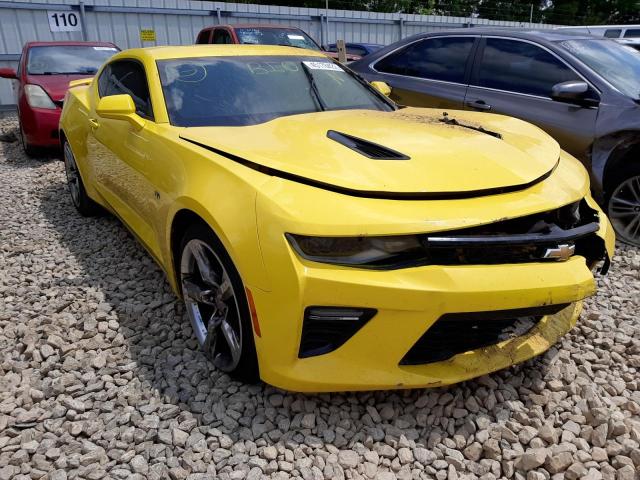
<box><xmin>369</xmin><ymin>36</ymin><xmax>477</xmax><ymax>109</ymax></box>
<box><xmin>88</xmin><ymin>59</ymin><xmax>162</xmax><ymax>258</ymax></box>
<box><xmin>464</xmin><ymin>37</ymin><xmax>599</xmax><ymax>160</ymax></box>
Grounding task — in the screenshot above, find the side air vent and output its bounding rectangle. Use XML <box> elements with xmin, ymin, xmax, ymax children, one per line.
<box><xmin>327</xmin><ymin>130</ymin><xmax>410</xmax><ymax>160</ymax></box>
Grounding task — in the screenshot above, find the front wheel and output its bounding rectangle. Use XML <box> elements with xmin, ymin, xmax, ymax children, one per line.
<box><xmin>606</xmin><ymin>166</ymin><xmax>640</xmax><ymax>246</ymax></box>
<box><xmin>19</xmin><ymin>121</ymin><xmax>37</xmax><ymax>157</ymax></box>
<box><xmin>63</xmin><ymin>140</ymin><xmax>100</xmax><ymax>217</ymax></box>
<box><xmin>179</xmin><ymin>224</ymin><xmax>259</xmax><ymax>382</ymax></box>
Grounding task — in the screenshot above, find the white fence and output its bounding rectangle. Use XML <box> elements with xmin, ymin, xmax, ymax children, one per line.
<box><xmin>0</xmin><ymin>0</ymin><xmax>560</xmax><ymax>107</ymax></box>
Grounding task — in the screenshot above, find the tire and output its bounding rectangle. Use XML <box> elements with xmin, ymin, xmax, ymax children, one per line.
<box><xmin>62</xmin><ymin>140</ymin><xmax>100</xmax><ymax>217</ymax></box>
<box><xmin>178</xmin><ymin>223</ymin><xmax>259</xmax><ymax>382</ymax></box>
<box><xmin>606</xmin><ymin>163</ymin><xmax>640</xmax><ymax>247</ymax></box>
<box><xmin>19</xmin><ymin>122</ymin><xmax>37</xmax><ymax>157</ymax></box>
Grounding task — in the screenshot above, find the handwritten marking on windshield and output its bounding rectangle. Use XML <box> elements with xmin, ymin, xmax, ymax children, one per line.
<box><xmin>247</xmin><ymin>61</ymin><xmax>300</xmax><ymax>75</ymax></box>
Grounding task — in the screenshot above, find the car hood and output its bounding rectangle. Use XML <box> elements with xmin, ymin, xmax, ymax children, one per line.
<box><xmin>180</xmin><ymin>108</ymin><xmax>561</xmax><ymax>197</ymax></box>
<box><xmin>26</xmin><ymin>73</ymin><xmax>93</xmax><ymax>102</ymax></box>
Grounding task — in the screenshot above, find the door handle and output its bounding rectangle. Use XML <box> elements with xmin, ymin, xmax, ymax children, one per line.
<box><xmin>88</xmin><ymin>118</ymin><xmax>100</xmax><ymax>129</ymax></box>
<box><xmin>465</xmin><ymin>100</ymin><xmax>492</xmax><ymax>111</ymax></box>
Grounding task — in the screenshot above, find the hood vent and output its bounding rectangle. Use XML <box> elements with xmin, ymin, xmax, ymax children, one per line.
<box><xmin>327</xmin><ymin>130</ymin><xmax>410</xmax><ymax>160</ymax></box>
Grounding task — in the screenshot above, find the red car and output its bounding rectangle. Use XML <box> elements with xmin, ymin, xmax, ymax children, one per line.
<box><xmin>0</xmin><ymin>41</ymin><xmax>119</xmax><ymax>155</ymax></box>
<box><xmin>195</xmin><ymin>24</ymin><xmax>361</xmax><ymax>62</ymax></box>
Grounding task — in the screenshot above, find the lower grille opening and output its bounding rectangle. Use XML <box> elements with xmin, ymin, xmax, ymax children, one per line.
<box><xmin>400</xmin><ymin>304</ymin><xmax>570</xmax><ymax>365</ymax></box>
<box><xmin>299</xmin><ymin>307</ymin><xmax>377</xmax><ymax>358</ymax></box>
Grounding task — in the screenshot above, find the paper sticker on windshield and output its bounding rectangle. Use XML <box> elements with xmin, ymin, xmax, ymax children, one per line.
<box><xmin>94</xmin><ymin>47</ymin><xmax>118</xmax><ymax>51</ymax></box>
<box><xmin>302</xmin><ymin>61</ymin><xmax>343</xmax><ymax>71</ymax></box>
<box><xmin>287</xmin><ymin>34</ymin><xmax>306</xmax><ymax>40</ymax></box>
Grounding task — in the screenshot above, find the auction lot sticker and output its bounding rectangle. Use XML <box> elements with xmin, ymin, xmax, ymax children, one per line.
<box><xmin>302</xmin><ymin>61</ymin><xmax>343</xmax><ymax>71</ymax></box>
<box><xmin>47</xmin><ymin>11</ymin><xmax>82</xmax><ymax>32</ymax></box>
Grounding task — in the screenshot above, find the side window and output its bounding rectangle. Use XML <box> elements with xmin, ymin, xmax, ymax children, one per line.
<box><xmin>604</xmin><ymin>29</ymin><xmax>622</xmax><ymax>38</ymax></box>
<box><xmin>375</xmin><ymin>37</ymin><xmax>475</xmax><ymax>84</ymax></box>
<box><xmin>97</xmin><ymin>65</ymin><xmax>110</xmax><ymax>97</ymax></box>
<box><xmin>213</xmin><ymin>29</ymin><xmax>232</xmax><ymax>44</ymax></box>
<box><xmin>475</xmin><ymin>38</ymin><xmax>580</xmax><ymax>97</ymax></box>
<box><xmin>196</xmin><ymin>30</ymin><xmax>211</xmax><ymax>44</ymax></box>
<box><xmin>624</xmin><ymin>29</ymin><xmax>640</xmax><ymax>38</ymax></box>
<box><xmin>99</xmin><ymin>60</ymin><xmax>153</xmax><ymax>120</ymax></box>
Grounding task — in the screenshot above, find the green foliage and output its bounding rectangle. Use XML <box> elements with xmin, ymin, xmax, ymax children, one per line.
<box><xmin>233</xmin><ymin>0</ymin><xmax>640</xmax><ymax>24</ymax></box>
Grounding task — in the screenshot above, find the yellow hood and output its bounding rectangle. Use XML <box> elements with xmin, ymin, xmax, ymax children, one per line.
<box><xmin>180</xmin><ymin>108</ymin><xmax>560</xmax><ymax>197</ymax></box>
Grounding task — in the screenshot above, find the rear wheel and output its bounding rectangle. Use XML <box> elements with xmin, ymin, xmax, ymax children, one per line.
<box><xmin>63</xmin><ymin>140</ymin><xmax>100</xmax><ymax>216</ymax></box>
<box><xmin>606</xmin><ymin>165</ymin><xmax>640</xmax><ymax>246</ymax></box>
<box><xmin>179</xmin><ymin>223</ymin><xmax>259</xmax><ymax>382</ymax></box>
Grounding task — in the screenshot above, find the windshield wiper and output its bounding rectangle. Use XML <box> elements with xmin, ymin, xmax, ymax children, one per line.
<box><xmin>300</xmin><ymin>62</ymin><xmax>327</xmax><ymax>111</ymax></box>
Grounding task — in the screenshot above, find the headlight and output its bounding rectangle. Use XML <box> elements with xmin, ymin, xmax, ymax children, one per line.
<box><xmin>286</xmin><ymin>234</ymin><xmax>423</xmax><ymax>266</ymax></box>
<box><xmin>25</xmin><ymin>84</ymin><xmax>57</xmax><ymax>109</ymax></box>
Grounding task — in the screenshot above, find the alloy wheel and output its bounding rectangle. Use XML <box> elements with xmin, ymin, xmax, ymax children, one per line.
<box><xmin>63</xmin><ymin>142</ymin><xmax>81</xmax><ymax>207</ymax></box>
<box><xmin>180</xmin><ymin>239</ymin><xmax>243</xmax><ymax>372</ymax></box>
<box><xmin>608</xmin><ymin>174</ymin><xmax>640</xmax><ymax>245</ymax></box>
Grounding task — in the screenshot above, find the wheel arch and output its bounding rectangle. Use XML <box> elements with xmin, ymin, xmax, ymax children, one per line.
<box><xmin>169</xmin><ymin>208</ymin><xmax>211</xmax><ymax>295</ymax></box>
<box><xmin>167</xmin><ymin>201</ymin><xmax>269</xmax><ymax>297</ymax></box>
<box><xmin>596</xmin><ymin>131</ymin><xmax>640</xmax><ymax>200</ymax></box>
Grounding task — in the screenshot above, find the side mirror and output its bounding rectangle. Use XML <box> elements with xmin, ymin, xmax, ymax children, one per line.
<box><xmin>371</xmin><ymin>81</ymin><xmax>391</xmax><ymax>97</ymax></box>
<box><xmin>0</xmin><ymin>68</ymin><xmax>17</xmax><ymax>79</ymax></box>
<box><xmin>96</xmin><ymin>94</ymin><xmax>145</xmax><ymax>129</ymax></box>
<box><xmin>551</xmin><ymin>81</ymin><xmax>599</xmax><ymax>107</ymax></box>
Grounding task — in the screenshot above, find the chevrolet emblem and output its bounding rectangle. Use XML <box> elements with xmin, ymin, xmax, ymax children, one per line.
<box><xmin>543</xmin><ymin>243</ymin><xmax>575</xmax><ymax>261</ymax></box>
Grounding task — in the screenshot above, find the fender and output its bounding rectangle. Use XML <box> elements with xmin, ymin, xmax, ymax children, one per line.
<box><xmin>591</xmin><ymin>130</ymin><xmax>640</xmax><ymax>202</ymax></box>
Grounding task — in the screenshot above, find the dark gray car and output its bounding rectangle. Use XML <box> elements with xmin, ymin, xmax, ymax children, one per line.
<box><xmin>350</xmin><ymin>29</ymin><xmax>640</xmax><ymax>246</ymax></box>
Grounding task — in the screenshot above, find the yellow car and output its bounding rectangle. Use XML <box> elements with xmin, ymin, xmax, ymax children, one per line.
<box><xmin>60</xmin><ymin>45</ymin><xmax>614</xmax><ymax>392</ymax></box>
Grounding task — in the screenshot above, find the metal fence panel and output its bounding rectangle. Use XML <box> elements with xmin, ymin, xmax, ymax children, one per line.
<box><xmin>0</xmin><ymin>0</ymin><xmax>560</xmax><ymax>106</ymax></box>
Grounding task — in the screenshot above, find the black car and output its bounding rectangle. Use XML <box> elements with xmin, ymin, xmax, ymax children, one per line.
<box><xmin>350</xmin><ymin>29</ymin><xmax>640</xmax><ymax>246</ymax></box>
<box><xmin>327</xmin><ymin>42</ymin><xmax>384</xmax><ymax>57</ymax></box>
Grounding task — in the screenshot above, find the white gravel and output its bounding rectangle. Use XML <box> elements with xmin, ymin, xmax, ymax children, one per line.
<box><xmin>0</xmin><ymin>112</ymin><xmax>638</xmax><ymax>480</ymax></box>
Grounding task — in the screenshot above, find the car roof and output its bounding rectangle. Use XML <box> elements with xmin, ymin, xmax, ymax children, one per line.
<box><xmin>120</xmin><ymin>44</ymin><xmax>327</xmax><ymax>61</ymax></box>
<box><xmin>410</xmin><ymin>28</ymin><xmax>596</xmax><ymax>42</ymax></box>
<box><xmin>25</xmin><ymin>41</ymin><xmax>118</xmax><ymax>48</ymax></box>
<box><xmin>329</xmin><ymin>42</ymin><xmax>383</xmax><ymax>47</ymax></box>
<box><xmin>207</xmin><ymin>24</ymin><xmax>304</xmax><ymax>31</ymax></box>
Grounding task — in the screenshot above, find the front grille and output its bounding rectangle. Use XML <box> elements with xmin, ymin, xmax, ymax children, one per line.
<box><xmin>375</xmin><ymin>199</ymin><xmax>605</xmax><ymax>269</ymax></box>
<box><xmin>400</xmin><ymin>304</ymin><xmax>570</xmax><ymax>365</ymax></box>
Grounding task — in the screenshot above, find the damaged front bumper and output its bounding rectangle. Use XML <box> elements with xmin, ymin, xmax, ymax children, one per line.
<box><xmin>250</xmin><ymin>154</ymin><xmax>614</xmax><ymax>392</ymax></box>
<box><xmin>251</xmin><ymin>255</ymin><xmax>596</xmax><ymax>392</ymax></box>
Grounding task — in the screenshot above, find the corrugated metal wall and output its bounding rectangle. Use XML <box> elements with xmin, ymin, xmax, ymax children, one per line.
<box><xmin>0</xmin><ymin>0</ymin><xmax>559</xmax><ymax>106</ymax></box>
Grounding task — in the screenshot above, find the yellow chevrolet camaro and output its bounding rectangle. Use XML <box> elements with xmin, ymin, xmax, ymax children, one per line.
<box><xmin>60</xmin><ymin>45</ymin><xmax>614</xmax><ymax>392</ymax></box>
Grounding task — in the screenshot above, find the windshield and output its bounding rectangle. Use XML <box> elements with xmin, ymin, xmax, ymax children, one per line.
<box><xmin>235</xmin><ymin>28</ymin><xmax>321</xmax><ymax>51</ymax></box>
<box><xmin>157</xmin><ymin>56</ymin><xmax>393</xmax><ymax>127</ymax></box>
<box><xmin>27</xmin><ymin>45</ymin><xmax>118</xmax><ymax>75</ymax></box>
<box><xmin>559</xmin><ymin>39</ymin><xmax>640</xmax><ymax>99</ymax></box>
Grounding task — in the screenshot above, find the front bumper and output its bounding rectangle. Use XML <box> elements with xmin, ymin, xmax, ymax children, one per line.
<box><xmin>249</xmin><ymin>160</ymin><xmax>614</xmax><ymax>392</ymax></box>
<box><xmin>19</xmin><ymin>103</ymin><xmax>61</xmax><ymax>148</ymax></box>
<box><xmin>251</xmin><ymin>254</ymin><xmax>596</xmax><ymax>392</ymax></box>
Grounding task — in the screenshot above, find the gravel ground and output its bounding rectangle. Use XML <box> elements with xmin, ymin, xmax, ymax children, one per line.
<box><xmin>0</xmin><ymin>112</ymin><xmax>638</xmax><ymax>480</ymax></box>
